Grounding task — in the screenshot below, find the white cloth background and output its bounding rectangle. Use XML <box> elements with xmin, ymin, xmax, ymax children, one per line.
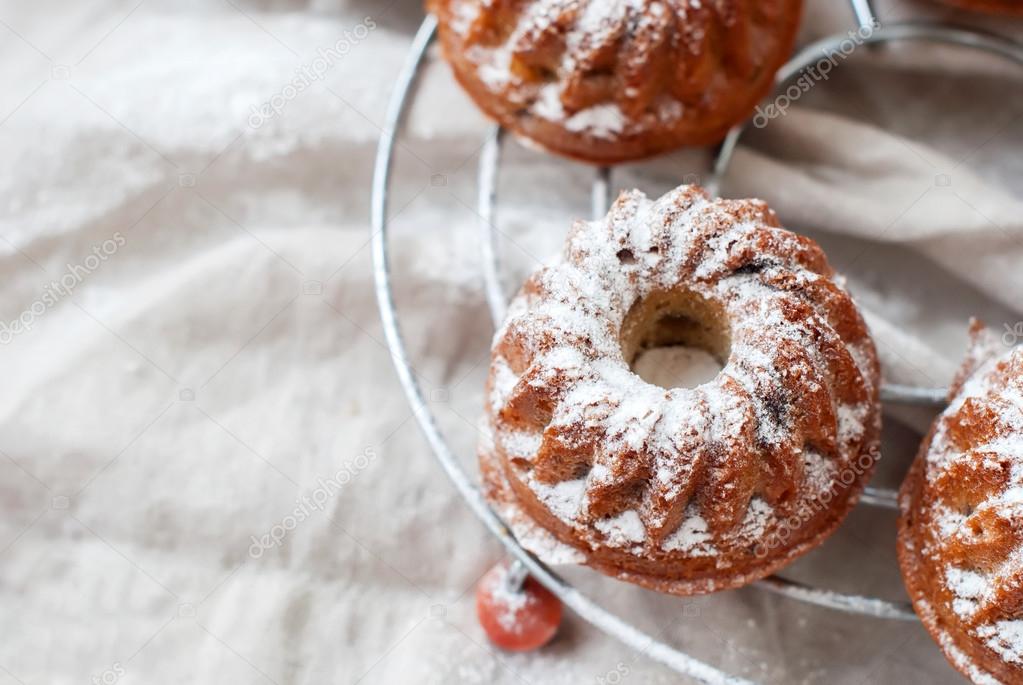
<box><xmin>1</xmin><ymin>0</ymin><xmax>1021</xmax><ymax>683</ymax></box>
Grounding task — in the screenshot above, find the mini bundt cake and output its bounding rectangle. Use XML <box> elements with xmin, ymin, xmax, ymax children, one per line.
<box><xmin>429</xmin><ymin>0</ymin><xmax>804</xmax><ymax>163</ymax></box>
<box><xmin>480</xmin><ymin>184</ymin><xmax>882</xmax><ymax>594</ymax></box>
<box><xmin>899</xmin><ymin>322</ymin><xmax>1023</xmax><ymax>684</ymax></box>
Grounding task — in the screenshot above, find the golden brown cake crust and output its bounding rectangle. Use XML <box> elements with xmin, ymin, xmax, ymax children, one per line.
<box><xmin>429</xmin><ymin>0</ymin><xmax>804</xmax><ymax>164</ymax></box>
<box><xmin>898</xmin><ymin>323</ymin><xmax>1023</xmax><ymax>684</ymax></box>
<box><xmin>481</xmin><ymin>185</ymin><xmax>881</xmax><ymax>594</ymax></box>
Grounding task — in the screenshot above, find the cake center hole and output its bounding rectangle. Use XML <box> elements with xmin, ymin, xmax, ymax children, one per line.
<box><xmin>620</xmin><ymin>289</ymin><xmax>729</xmax><ymax>390</ymax></box>
<box><xmin>632</xmin><ymin>346</ymin><xmax>722</xmax><ymax>390</ymax></box>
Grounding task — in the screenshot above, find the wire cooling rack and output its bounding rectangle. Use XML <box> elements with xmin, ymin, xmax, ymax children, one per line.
<box><xmin>371</xmin><ymin>2</ymin><xmax>1023</xmax><ymax>682</ymax></box>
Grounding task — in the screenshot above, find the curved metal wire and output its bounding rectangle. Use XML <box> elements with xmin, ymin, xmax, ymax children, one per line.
<box><xmin>881</xmin><ymin>384</ymin><xmax>948</xmax><ymax>406</ymax></box>
<box><xmin>369</xmin><ymin>4</ymin><xmax>1023</xmax><ymax>681</ymax></box>
<box><xmin>373</xmin><ymin>16</ymin><xmax>756</xmax><ymax>685</ymax></box>
<box><xmin>710</xmin><ymin>21</ymin><xmax>1023</xmax><ymax>192</ymax></box>
<box><xmin>861</xmin><ymin>486</ymin><xmax>899</xmax><ymax>510</ymax></box>
<box><xmin>708</xmin><ymin>21</ymin><xmax>1023</xmax><ymax>408</ymax></box>
<box><xmin>592</xmin><ymin>166</ymin><xmax>612</xmax><ymax>221</ymax></box>
<box><xmin>849</xmin><ymin>0</ymin><xmax>879</xmax><ymax>31</ymax></box>
<box><xmin>473</xmin><ymin>119</ymin><xmax>913</xmax><ymax>615</ymax></box>
<box><xmin>478</xmin><ymin>126</ymin><xmax>507</xmax><ymax>328</ymax></box>
<box><xmin>758</xmin><ymin>576</ymin><xmax>915</xmax><ymax>621</ymax></box>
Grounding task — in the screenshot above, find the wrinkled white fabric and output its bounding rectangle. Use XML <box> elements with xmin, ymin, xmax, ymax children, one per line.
<box><xmin>1</xmin><ymin>1</ymin><xmax>1021</xmax><ymax>683</ymax></box>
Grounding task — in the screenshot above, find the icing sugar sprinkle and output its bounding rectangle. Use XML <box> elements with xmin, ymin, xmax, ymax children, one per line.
<box><xmin>486</xmin><ymin>564</ymin><xmax>535</xmax><ymax>633</ymax></box>
<box><xmin>487</xmin><ymin>185</ymin><xmax>879</xmax><ymax>572</ymax></box>
<box><xmin>447</xmin><ymin>0</ymin><xmax>796</xmax><ymax>146</ymax></box>
<box><xmin>911</xmin><ymin>340</ymin><xmax>1023</xmax><ymax>678</ymax></box>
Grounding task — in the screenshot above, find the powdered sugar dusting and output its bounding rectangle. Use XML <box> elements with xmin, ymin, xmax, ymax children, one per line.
<box><xmin>978</xmin><ymin>620</ymin><xmax>1023</xmax><ymax>664</ymax></box>
<box><xmin>563</xmin><ymin>104</ymin><xmax>626</xmax><ymax>137</ymax></box>
<box><xmin>661</xmin><ymin>511</ymin><xmax>717</xmax><ymax>555</ymax></box>
<box><xmin>738</xmin><ymin>497</ymin><xmax>773</xmax><ymax>540</ymax></box>
<box><xmin>485</xmin><ymin>563</ymin><xmax>535</xmax><ymax>633</ymax></box>
<box><xmin>594</xmin><ymin>509</ymin><xmax>647</xmax><ymax>546</ymax></box>
<box><xmin>440</xmin><ymin>0</ymin><xmax>799</xmax><ymax>147</ymax></box>
<box><xmin>530</xmin><ymin>477</ymin><xmax>588</xmax><ymax>520</ymax></box>
<box><xmin>905</xmin><ymin>336</ymin><xmax>1023</xmax><ymax>680</ymax></box>
<box><xmin>533</xmin><ymin>84</ymin><xmax>626</xmax><ymax>138</ymax></box>
<box><xmin>486</xmin><ymin>185</ymin><xmax>879</xmax><ymax>583</ymax></box>
<box><xmin>837</xmin><ymin>401</ymin><xmax>869</xmax><ymax>446</ymax></box>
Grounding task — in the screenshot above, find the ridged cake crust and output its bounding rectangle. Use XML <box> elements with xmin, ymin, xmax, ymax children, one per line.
<box><xmin>899</xmin><ymin>322</ymin><xmax>1023</xmax><ymax>684</ymax></box>
<box><xmin>481</xmin><ymin>185</ymin><xmax>881</xmax><ymax>594</ymax></box>
<box><xmin>429</xmin><ymin>0</ymin><xmax>803</xmax><ymax>163</ymax></box>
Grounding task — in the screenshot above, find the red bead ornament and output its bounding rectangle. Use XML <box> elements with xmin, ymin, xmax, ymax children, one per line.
<box><xmin>476</xmin><ymin>561</ymin><xmax>562</xmax><ymax>651</ymax></box>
